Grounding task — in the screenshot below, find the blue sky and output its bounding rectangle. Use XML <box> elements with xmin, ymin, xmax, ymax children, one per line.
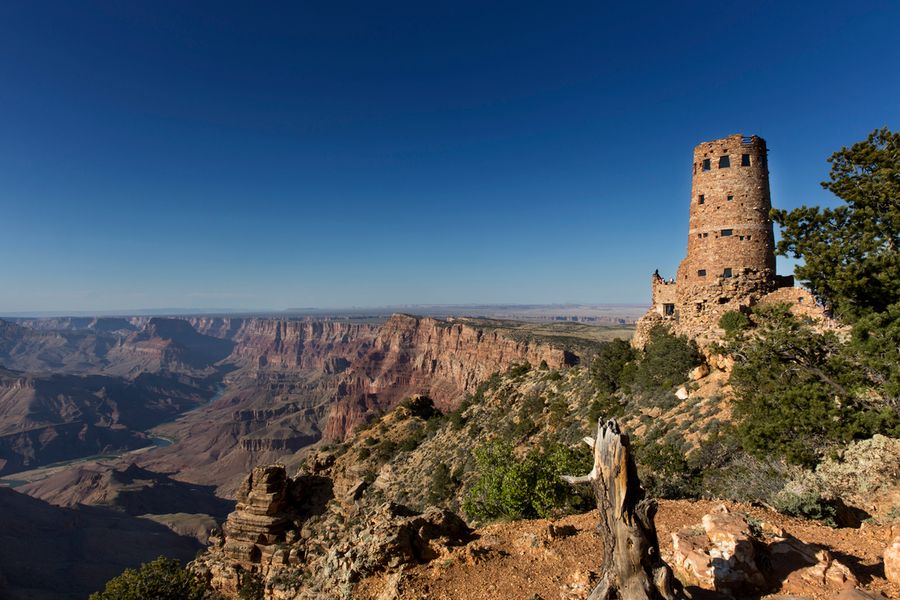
<box><xmin>1</xmin><ymin>1</ymin><xmax>898</xmax><ymax>312</ymax></box>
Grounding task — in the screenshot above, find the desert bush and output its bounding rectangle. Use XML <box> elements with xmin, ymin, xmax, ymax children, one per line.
<box><xmin>718</xmin><ymin>310</ymin><xmax>751</xmax><ymax>336</ymax></box>
<box><xmin>463</xmin><ymin>441</ymin><xmax>592</xmax><ymax>521</ymax></box>
<box><xmin>588</xmin><ymin>393</ymin><xmax>624</xmax><ymax>423</ymax></box>
<box><xmin>428</xmin><ymin>462</ymin><xmax>456</xmax><ymax>503</ymax></box>
<box><xmin>590</xmin><ymin>338</ymin><xmax>635</xmax><ymax>394</ymax></box>
<box><xmin>636</xmin><ymin>442</ymin><xmax>700</xmax><ymax>499</ymax></box>
<box><xmin>507</xmin><ymin>362</ymin><xmax>532</xmax><ymax>378</ymax></box>
<box><xmin>90</xmin><ymin>557</ymin><xmax>208</xmax><ymax>600</ymax></box>
<box><xmin>629</xmin><ymin>326</ymin><xmax>701</xmax><ymax>392</ymax></box>
<box><xmin>774</xmin><ymin>491</ymin><xmax>838</xmax><ymax>527</ymax></box>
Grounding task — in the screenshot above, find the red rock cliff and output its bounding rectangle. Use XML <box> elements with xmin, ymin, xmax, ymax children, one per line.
<box><xmin>189</xmin><ymin>318</ymin><xmax>379</xmax><ymax>374</ymax></box>
<box><xmin>323</xmin><ymin>314</ymin><xmax>574</xmax><ymax>440</ymax></box>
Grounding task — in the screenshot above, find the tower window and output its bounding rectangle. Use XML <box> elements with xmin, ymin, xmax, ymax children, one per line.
<box><xmin>702</xmin><ymin>232</ymin><xmax>709</xmax><ymax>238</ymax></box>
<box><xmin>741</xmin><ymin>153</ymin><xmax>751</xmax><ymax>166</ymax></box>
<box><xmin>719</xmin><ymin>155</ymin><xmax>730</xmax><ymax>168</ymax></box>
<box><xmin>695</xmin><ymin>303</ymin><xmax>703</xmax><ymax>314</ymax></box>
<box><xmin>721</xmin><ymin>229</ymin><xmax>733</xmax><ymax>236</ymax></box>
<box><xmin>723</xmin><ymin>268</ymin><xmax>733</xmax><ymax>278</ymax></box>
<box><xmin>663</xmin><ymin>303</ymin><xmax>675</xmax><ymax>316</ymax></box>
<box><xmin>697</xmin><ymin>269</ymin><xmax>706</xmax><ymax>277</ymax></box>
<box><xmin>702</xmin><ymin>159</ymin><xmax>711</xmax><ymax>171</ymax></box>
<box><xmin>698</xmin><ymin>194</ymin><xmax>705</xmax><ymax>204</ymax></box>
<box><xmin>727</xmin><ymin>195</ymin><xmax>733</xmax><ymax>202</ymax></box>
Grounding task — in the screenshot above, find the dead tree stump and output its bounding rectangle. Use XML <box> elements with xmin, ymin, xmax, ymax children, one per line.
<box><xmin>562</xmin><ymin>419</ymin><xmax>682</xmax><ymax>600</ymax></box>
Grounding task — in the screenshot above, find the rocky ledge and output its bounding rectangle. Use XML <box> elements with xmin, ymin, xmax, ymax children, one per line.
<box><xmin>194</xmin><ymin>464</ymin><xmax>471</xmax><ymax>599</ymax></box>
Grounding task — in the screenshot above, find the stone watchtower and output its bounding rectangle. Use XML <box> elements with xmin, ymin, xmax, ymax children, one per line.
<box><xmin>636</xmin><ymin>134</ymin><xmax>802</xmax><ymax>345</ymax></box>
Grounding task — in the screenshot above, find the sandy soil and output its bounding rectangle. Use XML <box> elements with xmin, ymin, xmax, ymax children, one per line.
<box><xmin>357</xmin><ymin>499</ymin><xmax>897</xmax><ymax>600</ymax></box>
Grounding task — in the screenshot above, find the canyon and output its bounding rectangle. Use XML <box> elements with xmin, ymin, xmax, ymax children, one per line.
<box><xmin>0</xmin><ymin>311</ymin><xmax>612</xmax><ymax>599</ymax></box>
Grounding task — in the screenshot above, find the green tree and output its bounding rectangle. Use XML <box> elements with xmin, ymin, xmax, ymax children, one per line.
<box><xmin>720</xmin><ymin>304</ymin><xmax>899</xmax><ymax>466</ymax></box>
<box><xmin>590</xmin><ymin>338</ymin><xmax>636</xmax><ymax>394</ymax></box>
<box><xmin>90</xmin><ymin>557</ymin><xmax>208</xmax><ymax>600</ymax></box>
<box><xmin>629</xmin><ymin>325</ymin><xmax>701</xmax><ymax>391</ymax></box>
<box><xmin>772</xmin><ymin>127</ymin><xmax>899</xmax><ymax>320</ymax></box>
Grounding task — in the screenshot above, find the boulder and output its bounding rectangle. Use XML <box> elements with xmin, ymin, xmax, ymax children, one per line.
<box><xmin>690</xmin><ymin>363</ymin><xmax>709</xmax><ymax>380</ymax></box>
<box><xmin>671</xmin><ymin>505</ymin><xmax>766</xmax><ymax>593</ymax></box>
<box><xmin>885</xmin><ymin>536</ymin><xmax>900</xmax><ymax>585</ymax></box>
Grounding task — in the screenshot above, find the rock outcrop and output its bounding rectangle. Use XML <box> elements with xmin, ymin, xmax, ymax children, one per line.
<box><xmin>198</xmin><ymin>465</ymin><xmax>300</xmax><ymax>596</ymax></box>
<box><xmin>196</xmin><ymin>463</ymin><xmax>471</xmax><ymax>599</ymax></box>
<box><xmin>221</xmin><ymin>465</ymin><xmax>296</xmax><ymax>568</ymax></box>
<box><xmin>671</xmin><ymin>505</ymin><xmax>864</xmax><ymax>598</ymax></box>
<box><xmin>886</xmin><ymin>536</ymin><xmax>900</xmax><ymax>585</ymax></box>
<box><xmin>671</xmin><ymin>505</ymin><xmax>767</xmax><ymax>593</ymax></box>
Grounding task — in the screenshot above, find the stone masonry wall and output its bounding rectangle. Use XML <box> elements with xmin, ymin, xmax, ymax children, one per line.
<box><xmin>675</xmin><ymin>134</ymin><xmax>776</xmax><ymax>316</ymax></box>
<box><xmin>636</xmin><ymin>134</ymin><xmax>788</xmax><ymax>347</ymax></box>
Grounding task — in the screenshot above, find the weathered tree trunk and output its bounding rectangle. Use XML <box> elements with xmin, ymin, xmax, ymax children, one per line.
<box><xmin>562</xmin><ymin>419</ymin><xmax>682</xmax><ymax>600</ymax></box>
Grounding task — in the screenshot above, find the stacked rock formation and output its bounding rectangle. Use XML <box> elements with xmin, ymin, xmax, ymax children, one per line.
<box><xmin>221</xmin><ymin>464</ymin><xmax>295</xmax><ymax>569</ymax></box>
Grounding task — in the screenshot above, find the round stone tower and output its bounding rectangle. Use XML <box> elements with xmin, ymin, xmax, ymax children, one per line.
<box><xmin>673</xmin><ymin>134</ymin><xmax>777</xmax><ymax>330</ymax></box>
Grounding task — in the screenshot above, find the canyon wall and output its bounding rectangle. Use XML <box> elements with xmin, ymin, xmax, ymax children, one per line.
<box><xmin>199</xmin><ymin>318</ymin><xmax>379</xmax><ymax>374</ymax></box>
<box><xmin>322</xmin><ymin>314</ymin><xmax>575</xmax><ymax>440</ymax></box>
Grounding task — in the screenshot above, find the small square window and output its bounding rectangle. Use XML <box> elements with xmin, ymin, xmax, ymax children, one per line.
<box><xmin>702</xmin><ymin>159</ymin><xmax>711</xmax><ymax>171</ymax></box>
<box><xmin>703</xmin><ymin>232</ymin><xmax>709</xmax><ymax>238</ymax></box>
<box><xmin>727</xmin><ymin>195</ymin><xmax>733</xmax><ymax>202</ymax></box>
<box><xmin>697</xmin><ymin>269</ymin><xmax>706</xmax><ymax>277</ymax></box>
<box><xmin>723</xmin><ymin>268</ymin><xmax>733</xmax><ymax>278</ymax></box>
<box><xmin>741</xmin><ymin>153</ymin><xmax>751</xmax><ymax>166</ymax></box>
<box><xmin>695</xmin><ymin>303</ymin><xmax>703</xmax><ymax>314</ymax></box>
<box><xmin>698</xmin><ymin>194</ymin><xmax>705</xmax><ymax>204</ymax></box>
<box><xmin>747</xmin><ymin>235</ymin><xmax>752</xmax><ymax>240</ymax></box>
<box><xmin>719</xmin><ymin>155</ymin><xmax>730</xmax><ymax>168</ymax></box>
<box><xmin>739</xmin><ymin>235</ymin><xmax>745</xmax><ymax>240</ymax></box>
<box><xmin>721</xmin><ymin>229</ymin><xmax>733</xmax><ymax>236</ymax></box>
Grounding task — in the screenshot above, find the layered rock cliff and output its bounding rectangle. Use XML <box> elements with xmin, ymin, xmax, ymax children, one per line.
<box><xmin>191</xmin><ymin>318</ymin><xmax>379</xmax><ymax>374</ymax></box>
<box><xmin>322</xmin><ymin>314</ymin><xmax>576</xmax><ymax>440</ymax></box>
<box><xmin>136</xmin><ymin>314</ymin><xmax>580</xmax><ymax>492</ymax></box>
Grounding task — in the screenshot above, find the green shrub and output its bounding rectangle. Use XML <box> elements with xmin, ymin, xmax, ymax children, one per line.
<box><xmin>90</xmin><ymin>557</ymin><xmax>207</xmax><ymax>600</ymax></box>
<box><xmin>718</xmin><ymin>310</ymin><xmax>750</xmax><ymax>336</ymax></box>
<box><xmin>636</xmin><ymin>442</ymin><xmax>700</xmax><ymax>499</ymax></box>
<box><xmin>630</xmin><ymin>326</ymin><xmax>701</xmax><ymax>392</ymax></box>
<box><xmin>428</xmin><ymin>462</ymin><xmax>456</xmax><ymax>503</ymax></box>
<box><xmin>463</xmin><ymin>441</ymin><xmax>592</xmax><ymax>521</ymax></box>
<box><xmin>774</xmin><ymin>491</ymin><xmax>838</xmax><ymax>527</ymax></box>
<box><xmin>375</xmin><ymin>439</ymin><xmax>398</xmax><ymax>462</ymax></box>
<box><xmin>238</xmin><ymin>574</ymin><xmax>264</xmax><ymax>600</ymax></box>
<box><xmin>508</xmin><ymin>362</ymin><xmax>532</xmax><ymax>378</ymax></box>
<box><xmin>590</xmin><ymin>338</ymin><xmax>636</xmax><ymax>394</ymax></box>
<box><xmin>548</xmin><ymin>396</ymin><xmax>568</xmax><ymax>427</ymax></box>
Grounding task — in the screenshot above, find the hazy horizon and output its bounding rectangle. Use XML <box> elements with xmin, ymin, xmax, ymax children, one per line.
<box><xmin>0</xmin><ymin>301</ymin><xmax>649</xmax><ymax>319</ymax></box>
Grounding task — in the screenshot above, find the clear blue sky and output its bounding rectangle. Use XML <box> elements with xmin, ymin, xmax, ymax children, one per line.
<box><xmin>1</xmin><ymin>1</ymin><xmax>898</xmax><ymax>313</ymax></box>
